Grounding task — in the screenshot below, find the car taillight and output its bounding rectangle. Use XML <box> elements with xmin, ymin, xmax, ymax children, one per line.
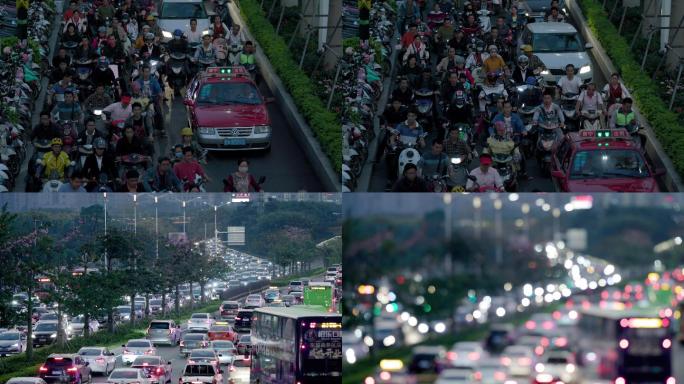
<box><xmin>468</xmin><ymin>352</ymin><xmax>480</xmax><ymax>361</ymax></box>
<box><xmin>474</xmin><ymin>371</ymin><xmax>482</xmax><ymax>380</ymax></box>
<box><xmin>501</xmin><ymin>357</ymin><xmax>511</xmax><ymax>366</ymax></box>
<box><xmin>188</xmin><ymin>360</ymin><xmax>195</xmax><ymax>364</ymax></box>
<box><xmin>494</xmin><ymin>372</ymin><xmax>506</xmax><ymax>381</ymax></box>
<box><xmin>447</xmin><ymin>351</ymin><xmax>457</xmax><ymax>360</ymax></box>
<box><xmin>156</xmin><ymin>367</ymin><xmax>163</xmax><ymax>375</ymax></box>
<box><xmin>518</xmin><ymin>357</ymin><xmax>532</xmax><ymax>365</ymax></box>
<box><xmin>39</xmin><ymin>365</ymin><xmax>48</xmax><ymax>372</ymax></box>
<box><xmin>526</xmin><ymin>320</ymin><xmax>536</xmax><ymax>330</ymax></box>
<box><xmin>229</xmin><ymin>365</ymin><xmax>235</xmax><ymax>372</ymax></box>
<box><xmin>180</xmin><ymin>341</ymin><xmax>185</xmax><ymax>346</ymax></box>
<box><xmin>67</xmin><ymin>367</ymin><xmax>78</xmax><ymax>373</ymax></box>
<box><xmin>96</xmin><ymin>358</ymin><xmax>105</xmax><ymax>363</ymax></box>
<box><xmin>235</xmin><ymin>317</ymin><xmax>241</xmax><ymax>320</ymax></box>
<box><xmin>145</xmin><ymin>349</ymin><xmax>154</xmax><ymax>354</ymax></box>
<box><xmin>123</xmin><ymin>349</ymin><xmax>131</xmax><ymax>354</ymax></box>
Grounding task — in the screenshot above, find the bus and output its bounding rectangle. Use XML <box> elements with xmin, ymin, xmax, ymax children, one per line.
<box><xmin>578</xmin><ymin>306</ymin><xmax>674</xmax><ymax>384</ymax></box>
<box><xmin>250</xmin><ymin>306</ymin><xmax>341</xmax><ymax>383</ymax></box>
<box><xmin>303</xmin><ymin>282</ymin><xmax>333</xmax><ymax>311</ymax></box>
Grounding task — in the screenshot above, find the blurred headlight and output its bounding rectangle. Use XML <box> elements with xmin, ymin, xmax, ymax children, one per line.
<box><xmin>198</xmin><ymin>127</ymin><xmax>216</xmax><ymax>135</ymax></box>
<box><xmin>579</xmin><ymin>65</ymin><xmax>591</xmax><ymax>74</ymax></box>
<box><xmin>162</xmin><ymin>30</ymin><xmax>173</xmax><ymax>39</ymax></box>
<box><xmin>254</xmin><ymin>125</ymin><xmax>271</xmax><ymax>134</ymax></box>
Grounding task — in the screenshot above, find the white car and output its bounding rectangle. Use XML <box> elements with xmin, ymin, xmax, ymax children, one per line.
<box><xmin>435</xmin><ymin>368</ymin><xmax>476</xmax><ymax>384</ymax></box>
<box><xmin>6</xmin><ymin>378</ymin><xmax>47</xmax><ymax>384</ymax></box>
<box><xmin>243</xmin><ymin>295</ymin><xmax>264</xmax><ymax>309</ymax></box>
<box><xmin>0</xmin><ymin>331</ymin><xmax>26</xmax><ymax>356</ymax></box>
<box><xmin>67</xmin><ymin>316</ymin><xmax>100</xmax><ymax>338</ymax></box>
<box><xmin>535</xmin><ymin>351</ymin><xmax>579</xmax><ymax>384</ymax></box>
<box><xmin>477</xmin><ymin>357</ymin><xmax>508</xmax><ymax>384</ymax></box>
<box><xmin>209</xmin><ymin>340</ymin><xmax>236</xmax><ymax>365</ymax></box>
<box><xmin>107</xmin><ymin>368</ymin><xmax>152</xmax><ymax>384</ymax></box>
<box><xmin>121</xmin><ymin>339</ymin><xmax>157</xmax><ymax>365</ymax></box>
<box><xmin>448</xmin><ymin>341</ymin><xmax>485</xmax><ymax>369</ymax></box>
<box><xmin>517</xmin><ymin>22</ymin><xmax>593</xmax><ymax>86</ymax></box>
<box><xmin>180</xmin><ymin>363</ymin><xmax>223</xmax><ymax>384</ymax></box>
<box><xmin>501</xmin><ymin>345</ymin><xmax>535</xmax><ymax>377</ymax></box>
<box><xmin>188</xmin><ymin>313</ymin><xmax>214</xmax><ymax>331</ymax></box>
<box><xmin>157</xmin><ymin>0</ymin><xmax>210</xmax><ymax>42</ymax></box>
<box><xmin>227</xmin><ymin>355</ymin><xmax>250</xmax><ymax>384</ymax></box>
<box><xmin>77</xmin><ymin>346</ymin><xmax>117</xmax><ymax>375</ymax></box>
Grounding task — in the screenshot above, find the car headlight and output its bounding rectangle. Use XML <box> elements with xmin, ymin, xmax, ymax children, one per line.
<box><xmin>50</xmin><ymin>333</ymin><xmax>57</xmax><ymax>338</ymax></box>
<box><xmin>254</xmin><ymin>125</ymin><xmax>271</xmax><ymax>134</ymax></box>
<box><xmin>10</xmin><ymin>343</ymin><xmax>19</xmax><ymax>348</ymax></box>
<box><xmin>11</xmin><ymin>300</ymin><xmax>18</xmax><ymax>305</ymax></box>
<box><xmin>162</xmin><ymin>30</ymin><xmax>173</xmax><ymax>39</ymax></box>
<box><xmin>579</xmin><ymin>65</ymin><xmax>591</xmax><ymax>74</ymax></box>
<box><xmin>540</xmin><ymin>69</ymin><xmax>550</xmax><ymax>75</ymax></box>
<box><xmin>202</xmin><ymin>29</ymin><xmax>210</xmax><ymax>36</ymax></box>
<box><xmin>31</xmin><ymin>334</ymin><xmax>35</xmax><ymax>339</ymax></box>
<box><xmin>198</xmin><ymin>127</ymin><xmax>216</xmax><ymax>135</ymax></box>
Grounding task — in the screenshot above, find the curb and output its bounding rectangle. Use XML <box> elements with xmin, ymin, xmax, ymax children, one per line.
<box><xmin>357</xmin><ymin>35</ymin><xmax>400</xmax><ymax>192</ymax></box>
<box><xmin>566</xmin><ymin>0</ymin><xmax>684</xmax><ymax>192</ymax></box>
<box><xmin>226</xmin><ymin>2</ymin><xmax>341</xmax><ymax>192</ymax></box>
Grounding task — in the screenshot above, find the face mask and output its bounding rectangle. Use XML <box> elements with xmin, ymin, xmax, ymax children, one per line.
<box><xmin>239</xmin><ymin>166</ymin><xmax>248</xmax><ymax>173</ymax></box>
<box><xmin>175</xmin><ymin>152</ymin><xmax>183</xmax><ymax>158</ymax></box>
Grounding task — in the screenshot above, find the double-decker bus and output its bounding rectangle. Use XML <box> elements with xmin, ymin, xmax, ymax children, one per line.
<box><xmin>250</xmin><ymin>306</ymin><xmax>341</xmax><ymax>383</ymax></box>
<box><xmin>578</xmin><ymin>306</ymin><xmax>674</xmax><ymax>384</ymax></box>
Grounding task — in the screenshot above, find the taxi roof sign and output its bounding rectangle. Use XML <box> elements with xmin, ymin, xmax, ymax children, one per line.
<box><xmin>203</xmin><ymin>66</ymin><xmax>248</xmax><ymax>77</ymax></box>
<box><xmin>579</xmin><ymin>129</ymin><xmax>630</xmax><ymax>139</ymax></box>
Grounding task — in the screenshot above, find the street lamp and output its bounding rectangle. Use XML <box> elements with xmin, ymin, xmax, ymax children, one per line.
<box><xmin>182</xmin><ymin>200</ymin><xmax>186</xmax><ymax>234</ymax></box>
<box><xmin>214</xmin><ymin>205</ymin><xmax>218</xmax><ymax>242</ymax></box>
<box><xmin>494</xmin><ymin>199</ymin><xmax>503</xmax><ymax>264</ymax></box>
<box><xmin>473</xmin><ymin>197</ymin><xmax>482</xmax><ymax>240</ymax></box>
<box><xmin>521</xmin><ymin>203</ymin><xmax>530</xmax><ymax>241</ymax></box>
<box><xmin>133</xmin><ymin>194</ymin><xmax>137</xmax><ymax>236</ymax></box>
<box><xmin>103</xmin><ymin>192</ymin><xmax>108</xmax><ymax>269</ymax></box>
<box><xmin>155</xmin><ymin>196</ymin><xmax>159</xmax><ymax>261</ymax></box>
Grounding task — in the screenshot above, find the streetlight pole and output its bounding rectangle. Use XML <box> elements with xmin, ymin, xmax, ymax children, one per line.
<box><xmin>103</xmin><ymin>192</ymin><xmax>108</xmax><ymax>269</ymax></box>
<box><xmin>214</xmin><ymin>206</ymin><xmax>218</xmax><ymax>242</ymax></box>
<box><xmin>182</xmin><ymin>201</ymin><xmax>186</xmax><ymax>234</ymax></box>
<box><xmin>552</xmin><ymin>208</ymin><xmax>561</xmax><ymax>243</ymax></box>
<box><xmin>443</xmin><ymin>194</ymin><xmax>453</xmax><ymax>275</ymax></box>
<box><xmin>473</xmin><ymin>197</ymin><xmax>482</xmax><ymax>240</ymax></box>
<box><xmin>155</xmin><ymin>196</ymin><xmax>159</xmax><ymax>261</ymax></box>
<box><xmin>494</xmin><ymin>199</ymin><xmax>503</xmax><ymax>265</ymax></box>
<box><xmin>521</xmin><ymin>203</ymin><xmax>530</xmax><ymax>242</ymax></box>
<box><xmin>133</xmin><ymin>194</ymin><xmax>137</xmax><ymax>236</ymax></box>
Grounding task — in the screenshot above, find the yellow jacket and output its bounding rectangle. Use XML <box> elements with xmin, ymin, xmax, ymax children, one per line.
<box><xmin>42</xmin><ymin>151</ymin><xmax>71</xmax><ymax>179</ymax></box>
<box><xmin>483</xmin><ymin>55</ymin><xmax>507</xmax><ymax>74</ymax></box>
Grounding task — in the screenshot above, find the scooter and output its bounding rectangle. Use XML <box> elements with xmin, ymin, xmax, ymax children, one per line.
<box><xmin>535</xmin><ymin>122</ymin><xmax>559</xmax><ymax>176</ymax></box>
<box><xmin>560</xmin><ymin>92</ymin><xmax>580</xmax><ymax>131</ymax></box>
<box><xmin>466</xmin><ymin>174</ymin><xmax>504</xmax><ymax>192</ymax></box>
<box><xmin>393</xmin><ymin>129</ymin><xmax>428</xmax><ymax>179</ymax></box>
<box><xmin>414</xmin><ymin>88</ymin><xmax>435</xmax><ymax>132</ymax></box>
<box><xmin>117</xmin><ymin>153</ymin><xmax>150</xmax><ymax>181</ymax></box>
<box><xmin>489</xmin><ymin>145</ymin><xmax>518</xmax><ymax>191</ymax></box>
<box><xmin>581</xmin><ymin>109</ymin><xmax>602</xmax><ymax>130</ymax></box>
<box><xmin>227</xmin><ymin>43</ymin><xmax>242</xmax><ymax>66</ymax></box>
<box><xmin>447</xmin><ymin>156</ymin><xmax>471</xmax><ymax>192</ymax></box>
<box><xmin>477</xmin><ymin>8</ymin><xmax>492</xmax><ymax>34</ymax></box>
<box><xmin>166</xmin><ymin>51</ymin><xmax>188</xmax><ymax>96</ymax></box>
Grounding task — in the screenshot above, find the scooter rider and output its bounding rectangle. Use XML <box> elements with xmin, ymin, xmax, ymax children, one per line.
<box><xmin>466</xmin><ymin>153</ymin><xmax>504</xmax><ymax>192</ymax></box>
<box><xmin>610</xmin><ymin>97</ymin><xmax>637</xmax><ymax>129</ymax></box>
<box><xmin>92</xmin><ymin>56</ymin><xmax>116</xmax><ymax>89</ymax></box>
<box><xmin>41</xmin><ymin>138</ymin><xmax>72</xmax><ymax>180</ymax></box>
<box><xmin>419</xmin><ymin>139</ymin><xmax>450</xmax><ymax>179</ymax></box>
<box><xmin>239</xmin><ymin>41</ymin><xmax>258</xmax><ymax>83</ymax></box>
<box><xmin>168</xmin><ymin>29</ymin><xmax>189</xmax><ymax>54</ymax></box>
<box><xmin>393</xmin><ymin>108</ymin><xmax>426</xmax><ymax>148</ymax></box>
<box><xmin>103</xmin><ymin>95</ymin><xmax>133</xmax><ymax>122</ymax></box>
<box><xmin>140</xmin><ymin>32</ymin><xmax>162</xmax><ymax>59</ymax></box>
<box><xmin>556</xmin><ymin>64</ymin><xmax>583</xmax><ymax>99</ymax></box>
<box><xmin>520</xmin><ymin>45</ymin><xmax>545</xmax><ymax>75</ymax></box>
<box><xmin>84</xmin><ymin>84</ymin><xmax>114</xmax><ymax>112</ymax></box>
<box><xmin>180</xmin><ymin>127</ymin><xmax>206</xmax><ymax>164</ymax></box>
<box><xmin>185</xmin><ymin>18</ymin><xmax>203</xmax><ymax>45</ymax></box>
<box><xmin>534</xmin><ymin>91</ymin><xmax>565</xmax><ymax>135</ymax></box>
<box><xmin>487</xmin><ymin>120</ymin><xmax>526</xmax><ymax>179</ymax></box>
<box><xmin>83</xmin><ymin>137</ymin><xmax>117</xmax><ymax>188</ymax></box>
<box><xmin>224</xmin><ymin>158</ymin><xmax>263</xmax><ymax>192</ymax></box>
<box><xmin>78</xmin><ymin>118</ymin><xmax>104</xmax><ymax>146</ymax></box>
<box><xmin>173</xmin><ymin>146</ymin><xmax>211</xmax><ymax>189</ymax></box>
<box><xmin>512</xmin><ymin>55</ymin><xmax>535</xmax><ymax>85</ymax></box>
<box><xmin>32</xmin><ymin>112</ymin><xmax>61</xmax><ymax>142</ymax></box>
<box><xmin>391</xmin><ymin>163</ymin><xmax>429</xmax><ymax>192</ymax></box>
<box><xmin>576</xmin><ymin>82</ymin><xmax>605</xmax><ymax>128</ymax></box>
<box><xmin>227</xmin><ymin>24</ymin><xmax>246</xmax><ymax>47</ymax></box>
<box><xmin>143</xmin><ymin>157</ymin><xmax>183</xmax><ymax>192</ymax></box>
<box><xmin>602</xmin><ymin>72</ymin><xmax>631</xmax><ymax>109</ymax></box>
<box><xmin>135</xmin><ymin>65</ymin><xmax>165</xmax><ymax>135</ymax></box>
<box><xmin>193</xmin><ymin>33</ymin><xmax>217</xmax><ymax>69</ymax></box>
<box><xmin>51</xmin><ymin>90</ymin><xmax>84</xmax><ymax>125</ymax></box>
<box><xmin>116</xmin><ymin>125</ymin><xmax>150</xmax><ymax>160</ymax></box>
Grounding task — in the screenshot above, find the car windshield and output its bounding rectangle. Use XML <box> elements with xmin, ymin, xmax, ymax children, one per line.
<box><xmin>0</xmin><ymin>332</ymin><xmax>19</xmax><ymax>340</ymax></box>
<box><xmin>110</xmin><ymin>370</ymin><xmax>138</xmax><ymax>379</ymax></box>
<box><xmin>160</xmin><ymin>2</ymin><xmax>206</xmax><ymax>19</ymax></box>
<box><xmin>570</xmin><ymin>150</ymin><xmax>650</xmax><ymax>179</ymax></box>
<box><xmin>547</xmin><ymin>357</ymin><xmax>569</xmax><ymax>364</ymax></box>
<box><xmin>70</xmin><ymin>316</ymin><xmax>84</xmax><ymax>323</ymax></box>
<box><xmin>184</xmin><ymin>365</ymin><xmax>215</xmax><ymax>376</ymax></box>
<box><xmin>117</xmin><ymin>308</ymin><xmax>131</xmax><ymax>313</ymax></box>
<box><xmin>533</xmin><ymin>32</ymin><xmax>582</xmax><ymax>52</ymax></box>
<box><xmin>133</xmin><ymin>357</ymin><xmax>161</xmax><ymax>365</ymax></box>
<box><xmin>79</xmin><ymin>348</ymin><xmax>102</xmax><ymax>356</ymax></box>
<box><xmin>239</xmin><ymin>335</ymin><xmax>250</xmax><ymax>342</ymax></box>
<box><xmin>185</xmin><ymin>334</ymin><xmax>205</xmax><ymax>341</ymax></box>
<box><xmin>191</xmin><ymin>314</ymin><xmax>208</xmax><ymax>319</ymax></box>
<box><xmin>127</xmin><ymin>341</ymin><xmax>151</xmax><ymax>347</ymax></box>
<box><xmin>197</xmin><ymin>83</ymin><xmax>261</xmax><ymax>105</ymax></box>
<box><xmin>41</xmin><ymin>314</ymin><xmax>58</xmax><ymax>320</ymax></box>
<box><xmin>35</xmin><ymin>323</ymin><xmax>57</xmax><ymax>331</ymax></box>
<box><xmin>211</xmin><ymin>325</ymin><xmax>230</xmax><ymax>332</ymax></box>
<box><xmin>223</xmin><ymin>303</ymin><xmax>238</xmax><ymax>309</ymax></box>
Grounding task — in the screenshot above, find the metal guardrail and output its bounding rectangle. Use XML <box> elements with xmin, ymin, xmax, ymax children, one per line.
<box><xmin>566</xmin><ymin>0</ymin><xmax>684</xmax><ymax>192</ymax></box>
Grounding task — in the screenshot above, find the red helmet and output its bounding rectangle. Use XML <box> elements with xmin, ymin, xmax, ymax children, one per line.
<box><xmin>63</xmin><ymin>136</ymin><xmax>75</xmax><ymax>146</ymax></box>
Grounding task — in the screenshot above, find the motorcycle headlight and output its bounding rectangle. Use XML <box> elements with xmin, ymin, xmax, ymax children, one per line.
<box><xmin>162</xmin><ymin>30</ymin><xmax>173</xmax><ymax>39</ymax></box>
<box><xmin>150</xmin><ymin>60</ymin><xmax>159</xmax><ymax>67</ymax></box>
<box><xmin>202</xmin><ymin>30</ymin><xmax>211</xmax><ymax>36</ymax></box>
<box><xmin>540</xmin><ymin>69</ymin><xmax>550</xmax><ymax>75</ymax></box>
<box><xmin>198</xmin><ymin>127</ymin><xmax>216</xmax><ymax>135</ymax></box>
<box><xmin>254</xmin><ymin>125</ymin><xmax>271</xmax><ymax>134</ymax></box>
<box><xmin>579</xmin><ymin>65</ymin><xmax>591</xmax><ymax>74</ymax></box>
<box><xmin>93</xmin><ymin>109</ymin><xmax>102</xmax><ymax>116</ymax></box>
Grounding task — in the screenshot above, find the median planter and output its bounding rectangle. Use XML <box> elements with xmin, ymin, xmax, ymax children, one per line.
<box><xmin>238</xmin><ymin>0</ymin><xmax>342</xmax><ymax>173</ymax></box>
<box><xmin>578</xmin><ymin>0</ymin><xmax>684</xmax><ymax>179</ymax></box>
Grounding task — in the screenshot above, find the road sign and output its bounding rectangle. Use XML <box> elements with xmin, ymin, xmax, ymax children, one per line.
<box><xmin>227</xmin><ymin>226</ymin><xmax>245</xmax><ymax>245</ymax></box>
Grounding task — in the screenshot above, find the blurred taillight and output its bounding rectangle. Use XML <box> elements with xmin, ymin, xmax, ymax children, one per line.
<box><xmin>447</xmin><ymin>351</ymin><xmax>457</xmax><ymax>360</ymax></box>
<box><xmin>235</xmin><ymin>317</ymin><xmax>241</xmax><ymax>320</ymax></box>
<box><xmin>501</xmin><ymin>357</ymin><xmax>511</xmax><ymax>366</ymax></box>
<box><xmin>474</xmin><ymin>371</ymin><xmax>482</xmax><ymax>380</ymax></box>
<box><xmin>518</xmin><ymin>357</ymin><xmax>531</xmax><ymax>365</ymax></box>
<box><xmin>96</xmin><ymin>358</ymin><xmax>105</xmax><ymax>363</ymax></box>
<box><xmin>494</xmin><ymin>372</ymin><xmax>506</xmax><ymax>381</ymax></box>
<box><xmin>180</xmin><ymin>341</ymin><xmax>184</xmax><ymax>346</ymax></box>
<box><xmin>468</xmin><ymin>352</ymin><xmax>480</xmax><ymax>361</ymax></box>
<box><xmin>39</xmin><ymin>365</ymin><xmax>48</xmax><ymax>372</ymax></box>
<box><xmin>67</xmin><ymin>367</ymin><xmax>78</xmax><ymax>373</ymax></box>
<box><xmin>526</xmin><ymin>321</ymin><xmax>536</xmax><ymax>330</ymax></box>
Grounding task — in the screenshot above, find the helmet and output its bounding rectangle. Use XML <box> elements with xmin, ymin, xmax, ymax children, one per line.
<box><xmin>518</xmin><ymin>55</ymin><xmax>529</xmax><ymax>65</ymax></box>
<box><xmin>142</xmin><ymin>24</ymin><xmax>151</xmax><ymax>31</ymax></box>
<box><xmin>181</xmin><ymin>127</ymin><xmax>193</xmax><ymax>136</ymax></box>
<box><xmin>51</xmin><ymin>138</ymin><xmax>63</xmax><ymax>146</ymax></box>
<box><xmin>454</xmin><ymin>55</ymin><xmax>465</xmax><ymax>65</ymax></box>
<box><xmin>121</xmin><ymin>12</ymin><xmax>129</xmax><ymax>21</ymax></box>
<box><xmin>94</xmin><ymin>137</ymin><xmax>107</xmax><ymax>149</ymax></box>
<box><xmin>488</xmin><ymin>44</ymin><xmax>498</xmax><ymax>53</ymax></box>
<box><xmin>521</xmin><ymin>44</ymin><xmax>533</xmax><ymax>53</ymax></box>
<box><xmin>144</xmin><ymin>32</ymin><xmax>155</xmax><ymax>41</ymax></box>
<box><xmin>98</xmin><ymin>26</ymin><xmax>107</xmax><ymax>33</ymax></box>
<box><xmin>173</xmin><ymin>29</ymin><xmax>183</xmax><ymax>38</ymax></box>
<box><xmin>146</xmin><ymin>14</ymin><xmax>155</xmax><ymax>21</ymax></box>
<box><xmin>63</xmin><ymin>136</ymin><xmax>75</xmax><ymax>146</ymax></box>
<box><xmin>526</xmin><ymin>76</ymin><xmax>538</xmax><ymax>86</ymax></box>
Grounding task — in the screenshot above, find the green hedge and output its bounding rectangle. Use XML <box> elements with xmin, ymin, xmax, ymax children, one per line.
<box><xmin>239</xmin><ymin>0</ymin><xmax>342</xmax><ymax>172</ymax></box>
<box><xmin>579</xmin><ymin>0</ymin><xmax>684</xmax><ymax>178</ymax></box>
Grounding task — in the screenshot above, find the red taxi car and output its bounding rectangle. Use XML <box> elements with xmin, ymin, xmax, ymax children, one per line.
<box><xmin>550</xmin><ymin>129</ymin><xmax>662</xmax><ymax>192</ymax></box>
<box><xmin>184</xmin><ymin>66</ymin><xmax>272</xmax><ymax>151</ymax></box>
<box><xmin>207</xmin><ymin>322</ymin><xmax>238</xmax><ymax>342</ymax></box>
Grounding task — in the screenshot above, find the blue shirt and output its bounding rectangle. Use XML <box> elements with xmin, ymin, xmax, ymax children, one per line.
<box><xmin>491</xmin><ymin>112</ymin><xmax>525</xmax><ymax>135</ymax></box>
<box><xmin>396</xmin><ymin>122</ymin><xmax>424</xmax><ymax>138</ymax></box>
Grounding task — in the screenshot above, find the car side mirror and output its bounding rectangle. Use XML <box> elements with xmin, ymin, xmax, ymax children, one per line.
<box><xmin>218</xmin><ymin>354</ymin><xmax>223</xmax><ymax>357</ymax></box>
<box><xmin>585</xmin><ymin>43</ymin><xmax>593</xmax><ymax>49</ymax></box>
<box><xmin>264</xmin><ymin>97</ymin><xmax>275</xmax><ymax>104</ymax></box>
<box><xmin>550</xmin><ymin>170</ymin><xmax>565</xmax><ymax>179</ymax></box>
<box><xmin>654</xmin><ymin>167</ymin><xmax>666</xmax><ymax>177</ymax></box>
<box><xmin>121</xmin><ymin>344</ymin><xmax>126</xmax><ymax>348</ymax></box>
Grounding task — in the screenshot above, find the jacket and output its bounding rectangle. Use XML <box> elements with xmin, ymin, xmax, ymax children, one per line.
<box><xmin>391</xmin><ymin>176</ymin><xmax>428</xmax><ymax>192</ymax></box>
<box><xmin>492</xmin><ymin>112</ymin><xmax>525</xmax><ymax>135</ymax></box>
<box><xmin>143</xmin><ymin>167</ymin><xmax>182</xmax><ymax>192</ymax></box>
<box><xmin>82</xmin><ymin>153</ymin><xmax>117</xmax><ymax>180</ymax></box>
<box><xmin>77</xmin><ymin>129</ymin><xmax>104</xmax><ymax>146</ymax></box>
<box><xmin>224</xmin><ymin>172</ymin><xmax>262</xmax><ymax>192</ymax></box>
<box><xmin>42</xmin><ymin>151</ymin><xmax>71</xmax><ymax>179</ymax></box>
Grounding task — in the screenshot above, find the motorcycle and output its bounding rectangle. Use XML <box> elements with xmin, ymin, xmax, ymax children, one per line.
<box><xmin>77</xmin><ymin>143</ymin><xmax>93</xmax><ymax>171</ymax></box>
<box><xmin>117</xmin><ymin>153</ymin><xmax>150</xmax><ymax>181</ymax></box>
<box><xmin>182</xmin><ymin>173</ymin><xmax>207</xmax><ymax>192</ymax></box>
<box><xmin>490</xmin><ymin>145</ymin><xmax>518</xmax><ymax>191</ymax></box>
<box><xmin>166</xmin><ymin>51</ymin><xmax>189</xmax><ymax>96</ymax></box>
<box><xmin>390</xmin><ymin>129</ymin><xmax>428</xmax><ymax>181</ymax></box>
<box><xmin>535</xmin><ymin>122</ymin><xmax>559</xmax><ymax>176</ymax></box>
<box><xmin>41</xmin><ymin>170</ymin><xmax>65</xmax><ymax>192</ymax></box>
<box><xmin>477</xmin><ymin>8</ymin><xmax>492</xmax><ymax>34</ymax></box>
<box><xmin>466</xmin><ymin>174</ymin><xmax>504</xmax><ymax>192</ymax></box>
<box><xmin>447</xmin><ymin>155</ymin><xmax>471</xmax><ymax>192</ymax></box>
<box><xmin>581</xmin><ymin>109</ymin><xmax>602</xmax><ymax>130</ymax></box>
<box><xmin>214</xmin><ymin>0</ymin><xmax>229</xmax><ymax>23</ymax></box>
<box><xmin>617</xmin><ymin>120</ymin><xmax>645</xmax><ymax>150</ymax></box>
<box><xmin>427</xmin><ymin>173</ymin><xmax>451</xmax><ymax>192</ymax></box>
<box><xmin>512</xmin><ymin>83</ymin><xmax>542</xmax><ymax>125</ymax></box>
<box><xmin>560</xmin><ymin>92</ymin><xmax>580</xmax><ymax>131</ymax></box>
<box><xmin>414</xmin><ymin>88</ymin><xmax>435</xmax><ymax>132</ymax></box>
<box><xmin>227</xmin><ymin>43</ymin><xmax>242</xmax><ymax>66</ymax></box>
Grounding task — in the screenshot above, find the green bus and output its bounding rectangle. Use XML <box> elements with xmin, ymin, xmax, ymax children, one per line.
<box><xmin>304</xmin><ymin>282</ymin><xmax>334</xmax><ymax>311</ymax></box>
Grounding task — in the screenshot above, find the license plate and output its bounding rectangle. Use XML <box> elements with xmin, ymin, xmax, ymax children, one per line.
<box><xmin>224</xmin><ymin>139</ymin><xmax>246</xmax><ymax>146</ymax></box>
<box><xmin>52</xmin><ymin>371</ymin><xmax>62</xmax><ymax>375</ymax></box>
